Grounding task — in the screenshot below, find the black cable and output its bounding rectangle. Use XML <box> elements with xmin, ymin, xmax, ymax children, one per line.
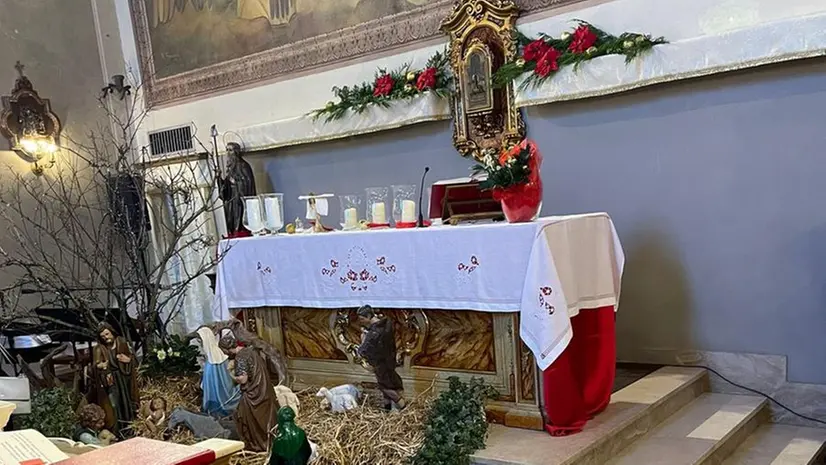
<box><xmin>667</xmin><ymin>364</ymin><xmax>826</xmax><ymax>426</ymax></box>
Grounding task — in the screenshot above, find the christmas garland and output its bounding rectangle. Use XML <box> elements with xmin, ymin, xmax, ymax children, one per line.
<box><xmin>311</xmin><ymin>50</ymin><xmax>452</xmax><ymax>122</ymax></box>
<box><xmin>493</xmin><ymin>21</ymin><xmax>667</xmax><ymax>90</ymax></box>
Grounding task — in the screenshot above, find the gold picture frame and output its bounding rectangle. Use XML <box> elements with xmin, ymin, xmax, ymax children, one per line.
<box><xmin>441</xmin><ymin>0</ymin><xmax>525</xmax><ymax>160</ymax></box>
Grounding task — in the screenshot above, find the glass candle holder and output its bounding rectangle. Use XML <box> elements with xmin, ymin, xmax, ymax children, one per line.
<box><xmin>260</xmin><ymin>193</ymin><xmax>284</xmax><ymax>233</ymax></box>
<box><xmin>339</xmin><ymin>194</ymin><xmax>362</xmax><ymax>230</ymax></box>
<box><xmin>392</xmin><ymin>184</ymin><xmax>417</xmax><ymax>226</ymax></box>
<box><xmin>242</xmin><ymin>195</ymin><xmax>265</xmax><ymax>235</ymax></box>
<box><xmin>365</xmin><ymin>187</ymin><xmax>389</xmax><ymax>226</ymax></box>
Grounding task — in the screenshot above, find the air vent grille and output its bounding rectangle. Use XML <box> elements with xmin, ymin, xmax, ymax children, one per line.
<box><xmin>147</xmin><ymin>125</ymin><xmax>193</xmax><ymax>157</ymax></box>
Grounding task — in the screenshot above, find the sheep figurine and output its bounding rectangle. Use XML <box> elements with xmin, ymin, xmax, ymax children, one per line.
<box><xmin>316</xmin><ymin>384</ymin><xmax>361</xmax><ymax>413</ymax></box>
<box><xmin>273</xmin><ymin>385</ymin><xmax>300</xmax><ymax>418</ymax></box>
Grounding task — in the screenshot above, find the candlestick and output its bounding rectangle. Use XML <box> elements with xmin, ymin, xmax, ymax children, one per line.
<box><xmin>344</xmin><ymin>207</ymin><xmax>358</xmax><ymax>229</ymax></box>
<box><xmin>401</xmin><ymin>199</ymin><xmax>416</xmax><ymax>223</ymax></box>
<box><xmin>372</xmin><ymin>202</ymin><xmax>387</xmax><ymax>224</ymax></box>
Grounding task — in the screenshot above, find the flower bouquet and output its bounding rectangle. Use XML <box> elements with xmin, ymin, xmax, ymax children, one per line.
<box><xmin>472</xmin><ymin>140</ymin><xmax>543</xmax><ymax>223</ymax></box>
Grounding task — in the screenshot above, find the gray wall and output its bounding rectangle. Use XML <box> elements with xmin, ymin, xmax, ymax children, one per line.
<box><xmin>253</xmin><ymin>57</ymin><xmax>826</xmax><ymax>385</ymax></box>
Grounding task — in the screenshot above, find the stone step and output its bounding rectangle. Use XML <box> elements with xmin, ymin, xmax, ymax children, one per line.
<box><xmin>722</xmin><ymin>424</ymin><xmax>826</xmax><ymax>465</ymax></box>
<box><xmin>605</xmin><ymin>393</ymin><xmax>767</xmax><ymax>465</ymax></box>
<box><xmin>472</xmin><ymin>366</ymin><xmax>708</xmax><ymax>465</ymax></box>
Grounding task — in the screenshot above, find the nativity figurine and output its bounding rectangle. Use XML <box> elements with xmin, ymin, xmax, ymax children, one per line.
<box><xmin>73</xmin><ymin>404</ymin><xmax>115</xmax><ymax>446</ymax></box>
<box><xmin>219</xmin><ymin>334</ymin><xmax>277</xmax><ymax>452</ymax></box>
<box><xmin>139</xmin><ymin>396</ymin><xmax>168</xmax><ymax>434</ymax></box>
<box><xmin>196</xmin><ymin>326</ymin><xmax>240</xmax><ymax>417</ymax></box>
<box><xmin>356</xmin><ymin>305</ymin><xmax>407</xmax><ymax>411</ymax></box>
<box><xmin>269</xmin><ymin>406</ymin><xmax>316</xmax><ymax>465</ymax></box>
<box><xmin>93</xmin><ymin>323</ymin><xmax>138</xmax><ymax>436</ymax></box>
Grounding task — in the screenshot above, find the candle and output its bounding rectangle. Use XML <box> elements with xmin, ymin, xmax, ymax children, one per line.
<box><xmin>401</xmin><ymin>199</ymin><xmax>416</xmax><ymax>223</ymax></box>
<box><xmin>245</xmin><ymin>198</ymin><xmax>262</xmax><ymax>230</ymax></box>
<box><xmin>264</xmin><ymin>197</ymin><xmax>282</xmax><ymax>230</ymax></box>
<box><xmin>372</xmin><ymin>202</ymin><xmax>386</xmax><ymax>224</ymax></box>
<box><xmin>344</xmin><ymin>207</ymin><xmax>358</xmax><ymax>229</ymax></box>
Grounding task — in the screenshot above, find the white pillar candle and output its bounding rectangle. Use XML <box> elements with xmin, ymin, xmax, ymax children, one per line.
<box><xmin>372</xmin><ymin>202</ymin><xmax>386</xmax><ymax>224</ymax></box>
<box><xmin>245</xmin><ymin>198</ymin><xmax>262</xmax><ymax>230</ymax></box>
<box><xmin>264</xmin><ymin>197</ymin><xmax>282</xmax><ymax>229</ymax></box>
<box><xmin>401</xmin><ymin>199</ymin><xmax>416</xmax><ymax>223</ymax></box>
<box><xmin>344</xmin><ymin>207</ymin><xmax>358</xmax><ymax>229</ymax></box>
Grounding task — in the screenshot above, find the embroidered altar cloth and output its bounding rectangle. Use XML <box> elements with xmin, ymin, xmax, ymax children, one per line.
<box><xmin>215</xmin><ymin>212</ymin><xmax>624</xmax><ymax>369</ymax></box>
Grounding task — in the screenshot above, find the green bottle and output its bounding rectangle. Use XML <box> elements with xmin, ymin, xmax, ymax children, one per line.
<box><xmin>269</xmin><ymin>406</ymin><xmax>313</xmax><ymax>465</ymax></box>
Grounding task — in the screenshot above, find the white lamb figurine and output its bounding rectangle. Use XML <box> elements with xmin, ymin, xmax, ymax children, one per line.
<box><xmin>273</xmin><ymin>385</ymin><xmax>300</xmax><ymax>418</ymax></box>
<box><xmin>316</xmin><ymin>385</ymin><xmax>361</xmax><ymax>413</ymax></box>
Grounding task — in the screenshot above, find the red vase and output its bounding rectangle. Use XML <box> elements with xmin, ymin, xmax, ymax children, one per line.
<box><xmin>496</xmin><ymin>178</ymin><xmax>543</xmax><ymax>223</ymax></box>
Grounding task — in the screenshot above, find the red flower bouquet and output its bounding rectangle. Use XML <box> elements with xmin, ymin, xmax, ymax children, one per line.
<box><xmin>416</xmin><ymin>67</ymin><xmax>437</xmax><ymax>90</ymax></box>
<box><xmin>472</xmin><ymin>140</ymin><xmax>544</xmax><ymax>223</ymax></box>
<box><xmin>568</xmin><ymin>24</ymin><xmax>598</xmax><ymax>53</ymax></box>
<box><xmin>373</xmin><ymin>74</ymin><xmax>395</xmax><ymax>97</ymax></box>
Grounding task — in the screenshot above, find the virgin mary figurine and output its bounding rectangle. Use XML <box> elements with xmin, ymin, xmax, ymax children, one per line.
<box><xmin>197</xmin><ymin>327</ymin><xmax>240</xmax><ymax>417</ymax></box>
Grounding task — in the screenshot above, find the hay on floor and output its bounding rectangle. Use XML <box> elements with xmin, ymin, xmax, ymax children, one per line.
<box><xmin>130</xmin><ymin>378</ymin><xmax>433</xmax><ymax>465</ymax></box>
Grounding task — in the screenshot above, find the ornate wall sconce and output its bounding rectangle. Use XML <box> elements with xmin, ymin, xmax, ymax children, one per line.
<box><xmin>0</xmin><ymin>62</ymin><xmax>61</xmax><ymax>175</ymax></box>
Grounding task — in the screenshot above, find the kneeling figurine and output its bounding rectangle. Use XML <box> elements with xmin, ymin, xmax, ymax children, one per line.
<box><xmin>269</xmin><ymin>406</ymin><xmax>316</xmax><ymax>465</ymax></box>
<box><xmin>74</xmin><ymin>404</ymin><xmax>115</xmax><ymax>446</ymax></box>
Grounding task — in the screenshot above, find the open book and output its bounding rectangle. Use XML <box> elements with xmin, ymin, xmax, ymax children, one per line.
<box><xmin>0</xmin><ymin>429</ymin><xmax>69</xmax><ymax>465</ymax></box>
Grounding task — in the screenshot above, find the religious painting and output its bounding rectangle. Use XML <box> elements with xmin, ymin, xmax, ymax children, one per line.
<box><xmin>130</xmin><ymin>0</ymin><xmax>587</xmax><ymax>105</ymax></box>
<box><xmin>461</xmin><ymin>45</ymin><xmax>494</xmax><ymax>114</ymax></box>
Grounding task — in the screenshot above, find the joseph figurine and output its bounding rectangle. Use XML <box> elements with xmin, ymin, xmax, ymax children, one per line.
<box><xmin>218</xmin><ymin>142</ymin><xmax>256</xmax><ymax>236</ymax></box>
<box><xmin>219</xmin><ymin>334</ymin><xmax>277</xmax><ymax>452</ymax></box>
<box><xmin>357</xmin><ymin>305</ymin><xmax>407</xmax><ymax>411</ymax></box>
<box><xmin>93</xmin><ymin>323</ymin><xmax>138</xmax><ymax>436</ymax></box>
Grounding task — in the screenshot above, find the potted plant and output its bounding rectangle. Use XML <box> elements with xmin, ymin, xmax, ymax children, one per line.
<box><xmin>472</xmin><ymin>139</ymin><xmax>543</xmax><ymax>223</ymax></box>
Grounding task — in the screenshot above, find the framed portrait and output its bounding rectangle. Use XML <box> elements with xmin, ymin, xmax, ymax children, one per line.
<box><xmin>461</xmin><ymin>45</ymin><xmax>494</xmax><ymax>115</ymax></box>
<box><xmin>129</xmin><ymin>0</ymin><xmax>587</xmax><ymax>106</ymax></box>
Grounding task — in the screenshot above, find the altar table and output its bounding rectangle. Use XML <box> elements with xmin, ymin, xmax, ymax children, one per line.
<box><xmin>215</xmin><ymin>212</ymin><xmax>624</xmax><ymax>434</ymax></box>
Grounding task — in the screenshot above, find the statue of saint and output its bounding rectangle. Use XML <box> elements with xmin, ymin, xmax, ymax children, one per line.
<box><xmin>218</xmin><ymin>142</ymin><xmax>256</xmax><ymax>236</ymax></box>
<box><xmin>356</xmin><ymin>305</ymin><xmax>407</xmax><ymax>411</ymax></box>
<box><xmin>219</xmin><ymin>334</ymin><xmax>277</xmax><ymax>452</ymax></box>
<box><xmin>269</xmin><ymin>406</ymin><xmax>314</xmax><ymax>465</ymax></box>
<box><xmin>93</xmin><ymin>323</ymin><xmax>138</xmax><ymax>436</ymax></box>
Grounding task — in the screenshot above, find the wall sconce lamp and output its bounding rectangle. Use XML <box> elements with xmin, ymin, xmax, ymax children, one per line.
<box><xmin>0</xmin><ymin>61</ymin><xmax>61</xmax><ymax>175</ymax></box>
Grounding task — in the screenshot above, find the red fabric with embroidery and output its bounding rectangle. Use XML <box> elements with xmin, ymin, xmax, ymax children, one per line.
<box><xmin>542</xmin><ymin>306</ymin><xmax>616</xmax><ymax>436</ymax></box>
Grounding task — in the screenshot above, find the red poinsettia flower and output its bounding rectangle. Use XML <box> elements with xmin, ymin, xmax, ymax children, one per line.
<box><xmin>534</xmin><ymin>48</ymin><xmax>560</xmax><ymax>77</ymax></box>
<box><xmin>568</xmin><ymin>24</ymin><xmax>598</xmax><ymax>53</ymax></box>
<box><xmin>373</xmin><ymin>74</ymin><xmax>395</xmax><ymax>97</ymax></box>
<box><xmin>522</xmin><ymin>39</ymin><xmax>550</xmax><ymax>62</ymax></box>
<box><xmin>499</xmin><ymin>142</ymin><xmax>522</xmax><ymax>166</ymax></box>
<box><xmin>416</xmin><ymin>67</ymin><xmax>438</xmax><ymax>90</ymax></box>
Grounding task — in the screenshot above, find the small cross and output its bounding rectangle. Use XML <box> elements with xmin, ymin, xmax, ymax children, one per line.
<box><xmin>14</xmin><ymin>61</ymin><xmax>24</xmax><ymax>77</ymax></box>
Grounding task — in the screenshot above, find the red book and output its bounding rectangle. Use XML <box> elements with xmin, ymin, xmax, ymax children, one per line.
<box><xmin>54</xmin><ymin>438</ymin><xmax>216</xmax><ymax>465</ymax></box>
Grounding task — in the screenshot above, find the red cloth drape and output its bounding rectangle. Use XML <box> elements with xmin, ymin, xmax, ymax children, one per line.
<box><xmin>541</xmin><ymin>306</ymin><xmax>616</xmax><ymax>436</ymax></box>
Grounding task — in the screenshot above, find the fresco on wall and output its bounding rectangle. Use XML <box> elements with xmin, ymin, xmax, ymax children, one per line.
<box><xmin>146</xmin><ymin>0</ymin><xmax>437</xmax><ymax>78</ymax></box>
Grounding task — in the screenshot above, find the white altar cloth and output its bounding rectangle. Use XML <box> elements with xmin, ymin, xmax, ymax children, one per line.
<box><xmin>215</xmin><ymin>212</ymin><xmax>624</xmax><ymax>370</ymax></box>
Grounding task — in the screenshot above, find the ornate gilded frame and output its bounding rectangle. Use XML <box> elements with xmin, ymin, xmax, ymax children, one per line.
<box><xmin>441</xmin><ymin>0</ymin><xmax>524</xmax><ymax>159</ymax></box>
<box><xmin>129</xmin><ymin>0</ymin><xmax>586</xmax><ymax>106</ymax></box>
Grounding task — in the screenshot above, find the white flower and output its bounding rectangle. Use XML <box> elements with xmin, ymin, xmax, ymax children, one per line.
<box><xmin>172</xmin><ymin>351</ymin><xmax>181</xmax><ymax>358</ymax></box>
<box><xmin>156</xmin><ymin>349</ymin><xmax>167</xmax><ymax>361</ymax></box>
<box><xmin>560</xmin><ymin>31</ymin><xmax>571</xmax><ymax>40</ymax></box>
<box><xmin>507</xmin><ymin>158</ymin><xmax>516</xmax><ymax>165</ymax></box>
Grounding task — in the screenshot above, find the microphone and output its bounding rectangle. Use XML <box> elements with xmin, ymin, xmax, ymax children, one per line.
<box><xmin>417</xmin><ymin>166</ymin><xmax>430</xmax><ymax>227</ymax></box>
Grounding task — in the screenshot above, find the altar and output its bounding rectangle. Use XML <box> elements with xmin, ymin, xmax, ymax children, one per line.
<box><xmin>215</xmin><ymin>212</ymin><xmax>624</xmax><ymax>433</ymax></box>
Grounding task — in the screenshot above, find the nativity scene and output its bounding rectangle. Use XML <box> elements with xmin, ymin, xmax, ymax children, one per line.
<box><xmin>4</xmin><ymin>0</ymin><xmax>826</xmax><ymax>464</ymax></box>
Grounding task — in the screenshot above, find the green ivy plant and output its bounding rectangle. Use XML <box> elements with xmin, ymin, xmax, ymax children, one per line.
<box><xmin>19</xmin><ymin>387</ymin><xmax>78</xmax><ymax>438</ymax></box>
<box><xmin>141</xmin><ymin>334</ymin><xmax>200</xmax><ymax>379</ymax></box>
<box><xmin>410</xmin><ymin>377</ymin><xmax>498</xmax><ymax>465</ymax></box>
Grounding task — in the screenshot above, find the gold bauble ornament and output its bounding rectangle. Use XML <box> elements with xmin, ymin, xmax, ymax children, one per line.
<box><xmin>286</xmin><ymin>224</ymin><xmax>296</xmax><ymax>234</ymax></box>
<box><xmin>325</xmin><ymin>101</ymin><xmax>335</xmax><ymax>109</ymax></box>
<box><xmin>586</xmin><ymin>46</ymin><xmax>598</xmax><ymax>56</ymax></box>
<box><xmin>515</xmin><ymin>58</ymin><xmax>526</xmax><ymax>67</ymax></box>
<box><xmin>560</xmin><ymin>32</ymin><xmax>571</xmax><ymax>40</ymax></box>
<box><xmin>623</xmin><ymin>40</ymin><xmax>634</xmax><ymax>49</ymax></box>
<box><xmin>406</xmin><ymin>72</ymin><xmax>417</xmax><ymax>82</ymax></box>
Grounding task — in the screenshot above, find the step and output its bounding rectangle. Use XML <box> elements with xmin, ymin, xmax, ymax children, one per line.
<box><xmin>722</xmin><ymin>424</ymin><xmax>826</xmax><ymax>465</ymax></box>
<box><xmin>473</xmin><ymin>366</ymin><xmax>708</xmax><ymax>465</ymax></box>
<box><xmin>605</xmin><ymin>393</ymin><xmax>767</xmax><ymax>465</ymax></box>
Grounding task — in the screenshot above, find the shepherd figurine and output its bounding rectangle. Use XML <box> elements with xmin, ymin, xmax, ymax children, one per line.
<box><xmin>356</xmin><ymin>305</ymin><xmax>407</xmax><ymax>411</ymax></box>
